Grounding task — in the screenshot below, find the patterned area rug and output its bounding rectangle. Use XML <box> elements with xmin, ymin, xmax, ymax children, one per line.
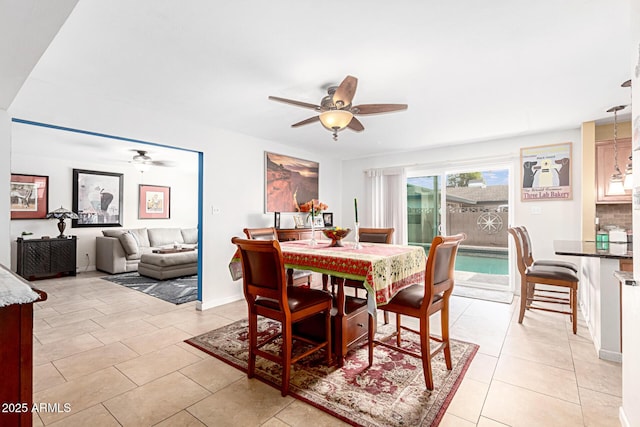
<box><xmin>186</xmin><ymin>318</ymin><xmax>478</xmax><ymax>426</ymax></box>
<box><xmin>101</xmin><ymin>272</ymin><xmax>197</xmax><ymax>304</ymax></box>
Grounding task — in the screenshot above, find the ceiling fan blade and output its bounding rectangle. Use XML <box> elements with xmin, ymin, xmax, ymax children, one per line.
<box><xmin>347</xmin><ymin>117</ymin><xmax>364</xmax><ymax>132</ymax></box>
<box><xmin>268</xmin><ymin>96</ymin><xmax>321</xmax><ymax>111</ymax></box>
<box><xmin>151</xmin><ymin>160</ymin><xmax>177</xmax><ymax>167</ymax></box>
<box><xmin>352</xmin><ymin>104</ymin><xmax>408</xmax><ymax>115</ymax></box>
<box><xmin>332</xmin><ymin>75</ymin><xmax>358</xmax><ymax>108</ymax></box>
<box><xmin>291</xmin><ymin>116</ymin><xmax>320</xmax><ymax>127</ymax></box>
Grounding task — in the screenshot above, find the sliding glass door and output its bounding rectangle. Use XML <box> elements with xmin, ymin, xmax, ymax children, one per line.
<box><xmin>408</xmin><ymin>167</ymin><xmax>511</xmax><ymax>291</ymax></box>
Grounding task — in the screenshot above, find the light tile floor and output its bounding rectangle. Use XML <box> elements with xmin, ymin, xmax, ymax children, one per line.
<box><xmin>28</xmin><ymin>272</ymin><xmax>621</xmax><ymax>426</ymax></box>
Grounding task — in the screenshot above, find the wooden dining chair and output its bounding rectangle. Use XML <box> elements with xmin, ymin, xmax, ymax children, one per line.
<box><xmin>243</xmin><ymin>227</ymin><xmax>313</xmax><ymax>287</ymax></box>
<box><xmin>231</xmin><ymin>237</ymin><xmax>333</xmax><ymax>396</ymax></box>
<box><xmin>508</xmin><ymin>227</ymin><xmax>579</xmax><ymax>333</ymax></box>
<box><xmin>373</xmin><ymin>233</ymin><xmax>466</xmax><ymax>390</ymax></box>
<box><xmin>519</xmin><ymin>225</ymin><xmax>578</xmax><ymax>272</ymax></box>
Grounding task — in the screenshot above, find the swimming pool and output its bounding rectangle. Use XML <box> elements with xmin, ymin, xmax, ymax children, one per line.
<box><xmin>411</xmin><ymin>244</ymin><xmax>508</xmax><ymax>275</ymax></box>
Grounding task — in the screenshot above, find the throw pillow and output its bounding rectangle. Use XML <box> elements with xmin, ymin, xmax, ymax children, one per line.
<box><xmin>181</xmin><ymin>228</ymin><xmax>198</xmax><ymax>244</ymax></box>
<box><xmin>118</xmin><ymin>231</ymin><xmax>139</xmax><ymax>256</ymax></box>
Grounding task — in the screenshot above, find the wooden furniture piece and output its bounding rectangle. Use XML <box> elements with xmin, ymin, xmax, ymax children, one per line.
<box><xmin>373</xmin><ymin>233</ymin><xmax>465</xmax><ymax>390</ymax></box>
<box><xmin>340</xmin><ymin>227</ymin><xmax>395</xmax><ymax>300</ymax></box>
<box><xmin>151</xmin><ymin>247</ymin><xmax>195</xmax><ymax>254</ymax></box>
<box><xmin>16</xmin><ymin>236</ymin><xmax>77</xmax><ymax>281</ymax></box>
<box><xmin>231</xmin><ymin>237</ymin><xmax>332</xmax><ymax>396</ymax></box>
<box><xmin>520</xmin><ymin>226</ymin><xmax>577</xmax><ymax>272</ymax></box>
<box><xmin>276</xmin><ymin>227</ymin><xmax>325</xmax><ymax>242</ymax></box>
<box><xmin>0</xmin><ymin>265</ymin><xmax>47</xmax><ymax>426</ymax></box>
<box><xmin>509</xmin><ymin>227</ymin><xmax>579</xmax><ymax>333</ymax></box>
<box><xmin>243</xmin><ymin>227</ymin><xmax>313</xmax><ymax>286</ymax></box>
<box><xmin>596</xmin><ymin>137</ymin><xmax>632</xmax><ymax>203</ymax></box>
<box><xmin>278</xmin><ymin>240</ymin><xmax>427</xmax><ymax>366</ymax></box>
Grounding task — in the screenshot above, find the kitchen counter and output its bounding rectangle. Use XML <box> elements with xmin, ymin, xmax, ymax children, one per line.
<box><xmin>554</xmin><ymin>240</ymin><xmax>627</xmax><ymax>362</ymax></box>
<box><xmin>554</xmin><ymin>239</ymin><xmax>632</xmax><ymax>259</ymax></box>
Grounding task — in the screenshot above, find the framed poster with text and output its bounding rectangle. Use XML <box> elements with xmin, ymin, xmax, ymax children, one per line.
<box><xmin>520</xmin><ymin>142</ymin><xmax>572</xmax><ymax>202</ymax></box>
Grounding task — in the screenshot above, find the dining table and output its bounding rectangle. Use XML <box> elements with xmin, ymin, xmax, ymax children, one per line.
<box><xmin>230</xmin><ymin>238</ymin><xmax>427</xmax><ymax>366</ymax></box>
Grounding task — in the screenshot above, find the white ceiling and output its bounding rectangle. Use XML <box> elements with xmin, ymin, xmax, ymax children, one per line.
<box><xmin>4</xmin><ymin>0</ymin><xmax>634</xmax><ymax>160</ymax></box>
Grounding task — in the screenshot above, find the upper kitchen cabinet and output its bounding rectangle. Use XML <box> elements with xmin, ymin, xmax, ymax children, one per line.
<box><xmin>596</xmin><ymin>137</ymin><xmax>632</xmax><ymax>203</ymax></box>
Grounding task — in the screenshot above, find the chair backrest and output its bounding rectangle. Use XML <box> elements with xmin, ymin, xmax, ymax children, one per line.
<box><xmin>519</xmin><ymin>226</ymin><xmax>535</xmax><ymax>266</ymax></box>
<box><xmin>243</xmin><ymin>227</ymin><xmax>278</xmax><ymax>240</ymax></box>
<box><xmin>231</xmin><ymin>237</ymin><xmax>288</xmax><ymax>310</ymax></box>
<box><xmin>507</xmin><ymin>226</ymin><xmax>528</xmax><ymax>274</ymax></box>
<box><xmin>359</xmin><ymin>227</ymin><xmax>395</xmax><ymax>244</ymax></box>
<box><xmin>423</xmin><ymin>233</ymin><xmax>466</xmax><ymax>308</ymax></box>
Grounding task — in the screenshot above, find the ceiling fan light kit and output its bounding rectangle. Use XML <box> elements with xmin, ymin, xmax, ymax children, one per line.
<box><xmin>319</xmin><ymin>110</ymin><xmax>354</xmax><ymax>141</ymax></box>
<box><xmin>269</xmin><ymin>75</ymin><xmax>407</xmax><ymax>141</ymax></box>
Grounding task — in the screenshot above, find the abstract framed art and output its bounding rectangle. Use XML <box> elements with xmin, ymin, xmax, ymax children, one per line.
<box><xmin>72</xmin><ymin>169</ymin><xmax>123</xmax><ymax>227</ymax></box>
<box><xmin>264</xmin><ymin>151</ymin><xmax>319</xmax><ymax>213</ymax></box>
<box><xmin>10</xmin><ymin>174</ymin><xmax>49</xmax><ymax>219</ymax></box>
<box><xmin>139</xmin><ymin>184</ymin><xmax>171</xmax><ymax>219</ymax></box>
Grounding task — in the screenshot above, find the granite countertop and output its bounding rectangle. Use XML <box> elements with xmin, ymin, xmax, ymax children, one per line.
<box><xmin>554</xmin><ymin>240</ymin><xmax>632</xmax><ymax>259</ymax></box>
<box><xmin>0</xmin><ymin>264</ymin><xmax>40</xmax><ymax>307</ymax></box>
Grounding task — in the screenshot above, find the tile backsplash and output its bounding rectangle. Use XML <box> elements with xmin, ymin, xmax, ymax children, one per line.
<box><xmin>596</xmin><ymin>203</ymin><xmax>632</xmax><ymax>230</ymax></box>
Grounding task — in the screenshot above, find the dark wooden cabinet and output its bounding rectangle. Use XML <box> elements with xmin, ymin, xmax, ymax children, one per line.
<box><xmin>596</xmin><ymin>137</ymin><xmax>632</xmax><ymax>204</ymax></box>
<box><xmin>276</xmin><ymin>228</ymin><xmax>325</xmax><ymax>241</ymax></box>
<box><xmin>16</xmin><ymin>236</ymin><xmax>77</xmax><ymax>281</ymax></box>
<box><xmin>0</xmin><ymin>268</ymin><xmax>46</xmax><ymax>426</ymax></box>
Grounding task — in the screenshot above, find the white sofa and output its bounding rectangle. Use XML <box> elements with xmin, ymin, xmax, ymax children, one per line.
<box><xmin>96</xmin><ymin>227</ymin><xmax>198</xmax><ymax>274</ymax></box>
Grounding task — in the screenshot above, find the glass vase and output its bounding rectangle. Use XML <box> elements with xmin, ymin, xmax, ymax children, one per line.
<box><xmin>309</xmin><ymin>215</ymin><xmax>318</xmax><ymax>246</ymax></box>
<box><xmin>354</xmin><ymin>221</ymin><xmax>362</xmax><ymax>249</ymax></box>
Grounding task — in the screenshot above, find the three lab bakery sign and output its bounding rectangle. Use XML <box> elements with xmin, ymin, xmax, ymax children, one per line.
<box><xmin>520</xmin><ymin>142</ymin><xmax>572</xmax><ymax>201</ymax></box>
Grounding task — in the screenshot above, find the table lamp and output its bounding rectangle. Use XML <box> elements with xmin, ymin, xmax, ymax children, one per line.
<box><xmin>46</xmin><ymin>206</ymin><xmax>79</xmax><ymax>238</ymax></box>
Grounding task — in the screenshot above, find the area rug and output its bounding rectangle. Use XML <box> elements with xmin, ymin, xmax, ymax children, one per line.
<box><xmin>185</xmin><ymin>318</ymin><xmax>479</xmax><ymax>426</ymax></box>
<box><xmin>101</xmin><ymin>272</ymin><xmax>197</xmax><ymax>304</ymax></box>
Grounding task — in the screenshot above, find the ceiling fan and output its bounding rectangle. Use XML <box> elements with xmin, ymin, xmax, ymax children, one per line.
<box><xmin>269</xmin><ymin>75</ymin><xmax>408</xmax><ymax>141</ymax></box>
<box><xmin>130</xmin><ymin>149</ymin><xmax>176</xmax><ymax>171</ymax></box>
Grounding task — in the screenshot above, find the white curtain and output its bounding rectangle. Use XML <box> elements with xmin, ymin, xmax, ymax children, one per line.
<box><xmin>365</xmin><ymin>167</ymin><xmax>407</xmax><ymax>244</ymax></box>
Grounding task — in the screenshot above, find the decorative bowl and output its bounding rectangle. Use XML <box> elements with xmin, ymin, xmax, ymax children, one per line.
<box><xmin>322</xmin><ymin>228</ymin><xmax>351</xmax><ymax>247</ymax></box>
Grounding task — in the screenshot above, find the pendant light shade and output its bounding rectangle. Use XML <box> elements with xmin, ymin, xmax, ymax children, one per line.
<box><xmin>607</xmin><ymin>105</ymin><xmax>626</xmax><ymax>195</ymax></box>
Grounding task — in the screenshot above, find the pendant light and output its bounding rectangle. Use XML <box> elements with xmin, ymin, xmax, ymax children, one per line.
<box><xmin>622</xmin><ymin>80</ymin><xmax>633</xmax><ymax>189</ymax></box>
<box><xmin>607</xmin><ymin>105</ymin><xmax>626</xmax><ymax>195</ymax></box>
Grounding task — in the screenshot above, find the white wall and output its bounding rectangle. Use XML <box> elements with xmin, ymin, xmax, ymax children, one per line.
<box><xmin>341</xmin><ymin>129</ymin><xmax>584</xmax><ymax>280</ymax></box>
<box><xmin>6</xmin><ymin>116</ymin><xmax>345</xmax><ymax>310</ymax></box>
<box><xmin>10</xmin><ymin>123</ymin><xmax>199</xmax><ymax>271</ymax></box>
<box><xmin>0</xmin><ymin>110</ymin><xmax>11</xmax><ymax>266</ymax></box>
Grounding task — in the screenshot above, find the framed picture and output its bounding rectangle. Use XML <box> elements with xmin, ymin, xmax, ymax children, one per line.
<box><xmin>274</xmin><ymin>212</ymin><xmax>281</xmax><ymax>229</ymax></box>
<box><xmin>72</xmin><ymin>169</ymin><xmax>123</xmax><ymax>227</ymax></box>
<box><xmin>10</xmin><ymin>174</ymin><xmax>49</xmax><ymax>219</ymax></box>
<box><xmin>265</xmin><ymin>152</ymin><xmax>319</xmax><ymax>213</ymax></box>
<box><xmin>520</xmin><ymin>142</ymin><xmax>572</xmax><ymax>201</ymax></box>
<box><xmin>138</xmin><ymin>185</ymin><xmax>170</xmax><ymax>219</ymax></box>
<box><xmin>312</xmin><ymin>216</ymin><xmax>324</xmax><ymax>227</ymax></box>
<box><xmin>322</xmin><ymin>212</ymin><xmax>333</xmax><ymax>227</ymax></box>
<box><xmin>293</xmin><ymin>215</ymin><xmax>306</xmax><ymax>229</ymax></box>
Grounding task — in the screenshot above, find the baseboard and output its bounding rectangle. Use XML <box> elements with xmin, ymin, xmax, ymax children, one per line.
<box><xmin>197</xmin><ymin>294</ymin><xmax>243</xmax><ymax>311</ymax></box>
<box><xmin>599</xmin><ymin>348</ymin><xmax>622</xmax><ymax>363</ymax></box>
<box><xmin>619</xmin><ymin>406</ymin><xmax>630</xmax><ymax>427</ymax></box>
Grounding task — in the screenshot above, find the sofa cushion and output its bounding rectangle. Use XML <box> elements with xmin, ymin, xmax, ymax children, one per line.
<box><xmin>102</xmin><ymin>229</ymin><xmax>125</xmax><ymax>238</ymax></box>
<box><xmin>181</xmin><ymin>228</ymin><xmax>198</xmax><ymax>244</ymax></box>
<box><xmin>118</xmin><ymin>232</ymin><xmax>140</xmax><ymax>256</ymax></box>
<box><xmin>101</xmin><ymin>228</ymin><xmax>150</xmax><ymax>247</ymax></box>
<box><xmin>148</xmin><ymin>228</ymin><xmax>184</xmax><ymax>247</ymax></box>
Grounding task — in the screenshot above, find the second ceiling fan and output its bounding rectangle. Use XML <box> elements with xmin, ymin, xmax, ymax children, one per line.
<box><xmin>269</xmin><ymin>75</ymin><xmax>408</xmax><ymax>141</ymax></box>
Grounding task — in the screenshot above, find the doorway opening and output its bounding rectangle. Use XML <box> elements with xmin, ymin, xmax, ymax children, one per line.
<box><xmin>407</xmin><ymin>167</ymin><xmax>512</xmax><ymax>296</ymax></box>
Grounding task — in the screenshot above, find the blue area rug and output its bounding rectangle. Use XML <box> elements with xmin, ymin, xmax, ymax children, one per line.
<box><xmin>101</xmin><ymin>272</ymin><xmax>198</xmax><ymax>304</ymax></box>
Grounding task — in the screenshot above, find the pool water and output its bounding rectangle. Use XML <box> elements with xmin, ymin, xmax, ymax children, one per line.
<box><xmin>411</xmin><ymin>243</ymin><xmax>508</xmax><ymax>275</ymax></box>
<box><xmin>455</xmin><ymin>254</ymin><xmax>508</xmax><ymax>275</ymax></box>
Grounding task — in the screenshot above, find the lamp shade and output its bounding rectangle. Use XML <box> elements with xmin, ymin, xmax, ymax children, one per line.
<box><xmin>609</xmin><ymin>173</ymin><xmax>626</xmax><ymax>195</ymax></box>
<box><xmin>319</xmin><ymin>110</ymin><xmax>353</xmax><ymax>131</ymax></box>
<box><xmin>46</xmin><ymin>206</ymin><xmax>79</xmax><ymax>220</ymax></box>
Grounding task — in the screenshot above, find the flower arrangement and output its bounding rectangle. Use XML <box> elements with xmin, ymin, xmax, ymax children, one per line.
<box><xmin>298</xmin><ymin>199</ymin><xmax>328</xmax><ymax>216</ymax></box>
